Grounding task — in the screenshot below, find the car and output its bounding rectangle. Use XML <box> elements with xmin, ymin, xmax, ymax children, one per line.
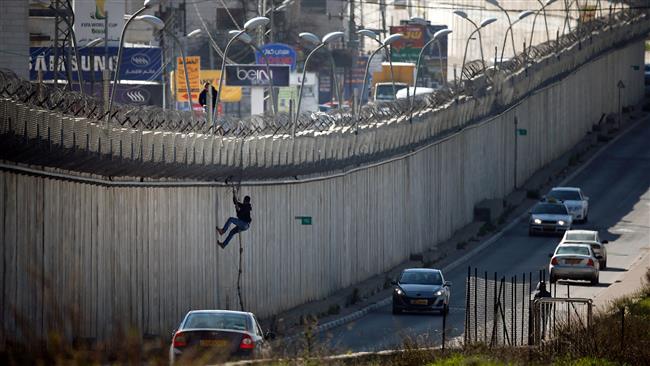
<box><xmin>549</xmin><ymin>243</ymin><xmax>600</xmax><ymax>285</ymax></box>
<box><xmin>560</xmin><ymin>230</ymin><xmax>608</xmax><ymax>269</ymax></box>
<box><xmin>392</xmin><ymin>268</ymin><xmax>451</xmax><ymax>315</ymax></box>
<box><xmin>546</xmin><ymin>187</ymin><xmax>589</xmax><ymax>222</ymax></box>
<box><xmin>528</xmin><ymin>201</ymin><xmax>573</xmax><ymax>236</ymax></box>
<box><xmin>169</xmin><ymin>310</ymin><xmax>274</xmax><ymax>365</ymax></box>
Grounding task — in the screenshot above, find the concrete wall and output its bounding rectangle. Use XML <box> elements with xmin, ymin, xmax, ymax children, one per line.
<box><xmin>0</xmin><ymin>18</ymin><xmax>646</xmax><ymax>344</ymax></box>
<box><xmin>0</xmin><ymin>0</ymin><xmax>29</xmax><ymax>79</ymax></box>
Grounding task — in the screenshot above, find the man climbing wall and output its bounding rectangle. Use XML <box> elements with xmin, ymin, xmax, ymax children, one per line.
<box><xmin>217</xmin><ymin>193</ymin><xmax>252</xmax><ymax>249</ymax></box>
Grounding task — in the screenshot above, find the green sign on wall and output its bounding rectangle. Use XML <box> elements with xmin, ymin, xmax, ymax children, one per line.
<box><xmin>295</xmin><ymin>216</ymin><xmax>312</xmax><ymax>225</ymax></box>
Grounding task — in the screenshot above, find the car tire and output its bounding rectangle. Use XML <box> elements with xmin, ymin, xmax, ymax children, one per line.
<box><xmin>392</xmin><ymin>305</ymin><xmax>402</xmax><ymax>315</ymax></box>
<box><xmin>601</xmin><ymin>260</ymin><xmax>607</xmax><ymax>270</ymax></box>
<box><xmin>583</xmin><ymin>213</ymin><xmax>588</xmax><ymax>223</ymax></box>
<box><xmin>590</xmin><ymin>276</ymin><xmax>599</xmax><ymax>285</ymax></box>
<box><xmin>550</xmin><ymin>274</ymin><xmax>557</xmax><ymax>284</ymax></box>
<box><xmin>528</xmin><ymin>228</ymin><xmax>535</xmax><ymax>236</ymax></box>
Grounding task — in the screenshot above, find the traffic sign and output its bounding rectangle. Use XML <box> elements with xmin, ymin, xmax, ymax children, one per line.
<box><xmin>295</xmin><ymin>216</ymin><xmax>312</xmax><ymax>225</ymax></box>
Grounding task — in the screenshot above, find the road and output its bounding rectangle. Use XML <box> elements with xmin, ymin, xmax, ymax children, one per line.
<box><xmin>313</xmin><ymin>117</ymin><xmax>650</xmax><ymax>354</ymax></box>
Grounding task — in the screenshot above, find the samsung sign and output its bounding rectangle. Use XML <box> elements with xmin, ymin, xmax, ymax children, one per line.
<box><xmin>29</xmin><ymin>46</ymin><xmax>162</xmax><ymax>82</ymax></box>
<box><xmin>225</xmin><ymin>65</ymin><xmax>290</xmax><ymax>87</ymax></box>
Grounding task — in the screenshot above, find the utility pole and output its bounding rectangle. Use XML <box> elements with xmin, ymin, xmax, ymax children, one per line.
<box><xmin>380</xmin><ymin>0</ymin><xmax>387</xmax><ymax>36</ymax></box>
<box><xmin>349</xmin><ymin>0</ymin><xmax>357</xmax><ymax>46</ymax></box>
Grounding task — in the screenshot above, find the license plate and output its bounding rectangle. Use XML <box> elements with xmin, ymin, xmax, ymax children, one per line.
<box><xmin>565</xmin><ymin>259</ymin><xmax>581</xmax><ymax>265</ymax></box>
<box><xmin>200</xmin><ymin>339</ymin><xmax>228</xmax><ymax>347</ymax></box>
<box><xmin>411</xmin><ymin>299</ymin><xmax>428</xmax><ymax>305</ymax></box>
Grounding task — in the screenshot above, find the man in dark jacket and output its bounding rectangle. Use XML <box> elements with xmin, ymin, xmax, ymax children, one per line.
<box><xmin>199</xmin><ymin>82</ymin><xmax>218</xmax><ymax>112</ymax></box>
<box><xmin>217</xmin><ymin>194</ymin><xmax>252</xmax><ymax>248</ymax></box>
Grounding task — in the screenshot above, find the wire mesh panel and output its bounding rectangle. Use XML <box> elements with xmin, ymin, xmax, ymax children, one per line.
<box><xmin>530</xmin><ymin>297</ymin><xmax>593</xmax><ymax>349</ymax></box>
<box><xmin>464</xmin><ymin>269</ymin><xmax>532</xmax><ymax>347</ymax></box>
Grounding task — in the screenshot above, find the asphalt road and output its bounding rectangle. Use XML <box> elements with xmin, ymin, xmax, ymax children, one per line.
<box><xmin>314</xmin><ymin>117</ymin><xmax>650</xmax><ymax>354</ymax></box>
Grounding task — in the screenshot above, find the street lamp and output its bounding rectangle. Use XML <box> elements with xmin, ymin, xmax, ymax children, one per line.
<box><xmin>528</xmin><ymin>0</ymin><xmax>557</xmax><ymax>51</ymax></box>
<box><xmin>79</xmin><ymin>38</ymin><xmax>104</xmax><ymax>96</ymax></box>
<box><xmin>486</xmin><ymin>0</ymin><xmax>517</xmax><ymax>61</ymax></box>
<box><xmin>414</xmin><ymin>28</ymin><xmax>453</xmax><ymax>93</ymax></box>
<box><xmin>227</xmin><ymin>30</ymin><xmax>276</xmax><ymax>116</ymax></box>
<box><xmin>454</xmin><ymin>11</ymin><xmax>497</xmax><ymax>84</ymax></box>
<box><xmin>409</xmin><ymin>28</ymin><xmax>452</xmax><ymax>123</ymax></box>
<box><xmin>108</xmin><ymin>0</ymin><xmax>159</xmax><ymax>123</ymax></box>
<box><xmin>357</xmin><ymin>29</ymin><xmax>398</xmax><ymax>101</ymax></box>
<box><xmin>356</xmin><ymin>33</ymin><xmax>403</xmax><ymax>131</ymax></box>
<box><xmin>295</xmin><ymin>31</ymin><xmax>345</xmax><ymax>128</ymax></box>
<box><xmin>135</xmin><ymin>15</ymin><xmax>201</xmax><ymax>120</ymax></box>
<box><xmin>500</xmin><ymin>10</ymin><xmax>534</xmax><ymax>64</ymax></box>
<box><xmin>215</xmin><ymin>16</ymin><xmax>270</xmax><ymax>121</ymax></box>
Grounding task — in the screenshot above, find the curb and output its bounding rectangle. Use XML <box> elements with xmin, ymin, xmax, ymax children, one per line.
<box><xmin>286</xmin><ymin>113</ymin><xmax>647</xmax><ymax>340</ymax></box>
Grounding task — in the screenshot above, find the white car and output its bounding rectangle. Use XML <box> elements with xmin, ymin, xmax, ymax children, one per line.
<box><xmin>546</xmin><ymin>187</ymin><xmax>589</xmax><ymax>222</ymax></box>
<box><xmin>549</xmin><ymin>243</ymin><xmax>600</xmax><ymax>285</ymax></box>
<box><xmin>560</xmin><ymin>230</ymin><xmax>608</xmax><ymax>269</ymax></box>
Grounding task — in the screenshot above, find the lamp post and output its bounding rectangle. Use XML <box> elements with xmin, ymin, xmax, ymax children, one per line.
<box><xmin>536</xmin><ymin>0</ymin><xmax>552</xmax><ymax>43</ymax></box>
<box><xmin>79</xmin><ymin>38</ymin><xmax>104</xmax><ymax>96</ymax></box>
<box><xmin>355</xmin><ymin>33</ymin><xmax>403</xmax><ymax>132</ymax></box>
<box><xmin>528</xmin><ymin>0</ymin><xmax>557</xmax><ymax>51</ymax></box>
<box><xmin>228</xmin><ymin>30</ymin><xmax>276</xmax><ymax>116</ymax></box>
<box><xmin>295</xmin><ymin>31</ymin><xmax>345</xmax><ymax>127</ymax></box>
<box><xmin>108</xmin><ymin>0</ymin><xmax>158</xmax><ymax>123</ymax></box>
<box><xmin>454</xmin><ymin>11</ymin><xmax>497</xmax><ymax>84</ymax></box>
<box><xmin>414</xmin><ymin>28</ymin><xmax>453</xmax><ymax>95</ymax></box>
<box><xmin>486</xmin><ymin>0</ymin><xmax>516</xmax><ymax>62</ymax></box>
<box><xmin>357</xmin><ymin>29</ymin><xmax>397</xmax><ymax>100</ymax></box>
<box><xmin>215</xmin><ymin>16</ymin><xmax>270</xmax><ymax>121</ymax></box>
<box><xmin>499</xmin><ymin>10</ymin><xmax>534</xmax><ymax>64</ymax></box>
<box><xmin>135</xmin><ymin>15</ymin><xmax>201</xmax><ymax>120</ymax></box>
<box><xmin>410</xmin><ymin>28</ymin><xmax>452</xmax><ymax>123</ymax></box>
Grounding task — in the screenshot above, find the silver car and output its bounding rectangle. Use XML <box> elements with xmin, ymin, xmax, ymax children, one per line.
<box><xmin>549</xmin><ymin>244</ymin><xmax>600</xmax><ymax>285</ymax></box>
<box><xmin>560</xmin><ymin>230</ymin><xmax>608</xmax><ymax>269</ymax></box>
<box><xmin>529</xmin><ymin>201</ymin><xmax>573</xmax><ymax>236</ymax></box>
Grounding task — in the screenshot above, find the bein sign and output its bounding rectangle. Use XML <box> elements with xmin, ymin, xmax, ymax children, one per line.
<box><xmin>225</xmin><ymin>65</ymin><xmax>290</xmax><ymax>87</ymax></box>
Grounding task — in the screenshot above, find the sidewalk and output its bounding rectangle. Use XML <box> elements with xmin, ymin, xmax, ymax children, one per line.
<box><xmin>260</xmin><ymin>100</ymin><xmax>650</xmax><ymax>340</ymax></box>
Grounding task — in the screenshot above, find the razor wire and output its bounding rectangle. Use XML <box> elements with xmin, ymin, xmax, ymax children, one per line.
<box><xmin>0</xmin><ymin>7</ymin><xmax>644</xmax><ymax>139</ymax></box>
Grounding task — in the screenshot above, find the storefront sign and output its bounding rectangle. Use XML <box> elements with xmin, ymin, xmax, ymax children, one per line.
<box><xmin>225</xmin><ymin>65</ymin><xmax>290</xmax><ymax>87</ymax></box>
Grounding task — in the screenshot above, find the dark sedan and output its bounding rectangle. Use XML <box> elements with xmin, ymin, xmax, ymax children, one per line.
<box><xmin>392</xmin><ymin>268</ymin><xmax>451</xmax><ymax>315</ymax></box>
<box><xmin>169</xmin><ymin>310</ymin><xmax>274</xmax><ymax>364</ymax></box>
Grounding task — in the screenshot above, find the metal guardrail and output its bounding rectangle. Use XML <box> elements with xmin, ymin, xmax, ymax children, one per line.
<box><xmin>0</xmin><ymin>9</ymin><xmax>641</xmax><ymax>139</ymax></box>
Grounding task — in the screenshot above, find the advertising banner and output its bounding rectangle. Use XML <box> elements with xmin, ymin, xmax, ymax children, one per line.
<box><xmin>199</xmin><ymin>70</ymin><xmax>242</xmax><ymax>102</ymax></box>
<box><xmin>225</xmin><ymin>65</ymin><xmax>290</xmax><ymax>87</ymax></box>
<box><xmin>277</xmin><ymin>87</ymin><xmax>298</xmax><ymax>113</ymax></box>
<box><xmin>29</xmin><ymin>46</ymin><xmax>162</xmax><ymax>81</ymax></box>
<box><xmin>255</xmin><ymin>43</ymin><xmax>297</xmax><ymax>71</ymax></box>
<box><xmin>389</xmin><ymin>24</ymin><xmax>449</xmax><ymax>63</ymax></box>
<box><xmin>72</xmin><ymin>0</ymin><xmax>125</xmax><ymax>46</ymax></box>
<box><xmin>175</xmin><ymin>56</ymin><xmax>201</xmax><ymax>102</ymax></box>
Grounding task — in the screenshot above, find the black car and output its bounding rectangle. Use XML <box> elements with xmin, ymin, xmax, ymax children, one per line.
<box><xmin>392</xmin><ymin>268</ymin><xmax>451</xmax><ymax>315</ymax></box>
<box><xmin>169</xmin><ymin>310</ymin><xmax>274</xmax><ymax>364</ymax></box>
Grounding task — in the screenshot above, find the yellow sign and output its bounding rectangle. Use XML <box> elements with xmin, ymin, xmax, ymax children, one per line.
<box><xmin>176</xmin><ymin>56</ymin><xmax>201</xmax><ymax>102</ymax></box>
<box><xmin>200</xmin><ymin>70</ymin><xmax>242</xmax><ymax>103</ymax></box>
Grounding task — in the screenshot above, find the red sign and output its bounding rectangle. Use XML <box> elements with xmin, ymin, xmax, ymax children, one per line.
<box><xmin>390</xmin><ymin>25</ymin><xmax>426</xmax><ymax>49</ymax></box>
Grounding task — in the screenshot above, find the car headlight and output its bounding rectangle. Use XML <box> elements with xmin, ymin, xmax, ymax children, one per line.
<box><xmin>533</xmin><ymin>218</ymin><xmax>542</xmax><ymax>224</ymax></box>
<box><xmin>558</xmin><ymin>220</ymin><xmax>566</xmax><ymax>226</ymax></box>
<box><xmin>434</xmin><ymin>290</ymin><xmax>444</xmax><ymax>296</ymax></box>
<box><xmin>395</xmin><ymin>288</ymin><xmax>403</xmax><ymax>295</ymax></box>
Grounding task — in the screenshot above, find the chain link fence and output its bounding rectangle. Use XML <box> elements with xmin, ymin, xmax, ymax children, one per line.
<box><xmin>0</xmin><ymin>8</ymin><xmax>641</xmax><ymax>139</ymax></box>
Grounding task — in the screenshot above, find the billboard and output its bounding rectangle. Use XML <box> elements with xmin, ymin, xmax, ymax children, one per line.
<box><xmin>29</xmin><ymin>46</ymin><xmax>162</xmax><ymax>81</ymax></box>
<box><xmin>199</xmin><ymin>70</ymin><xmax>242</xmax><ymax>103</ymax></box>
<box><xmin>389</xmin><ymin>24</ymin><xmax>449</xmax><ymax>63</ymax></box>
<box><xmin>72</xmin><ymin>0</ymin><xmax>125</xmax><ymax>46</ymax></box>
<box><xmin>255</xmin><ymin>43</ymin><xmax>297</xmax><ymax>71</ymax></box>
<box><xmin>175</xmin><ymin>56</ymin><xmax>201</xmax><ymax>102</ymax></box>
<box><xmin>224</xmin><ymin>65</ymin><xmax>290</xmax><ymax>87</ymax></box>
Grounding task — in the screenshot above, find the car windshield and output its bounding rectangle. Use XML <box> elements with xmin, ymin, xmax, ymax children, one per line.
<box><xmin>532</xmin><ymin>203</ymin><xmax>568</xmax><ymax>215</ymax></box>
<box><xmin>183</xmin><ymin>312</ymin><xmax>250</xmax><ymax>331</ymax></box>
<box><xmin>549</xmin><ymin>190</ymin><xmax>581</xmax><ymax>201</ymax></box>
<box><xmin>565</xmin><ymin>232</ymin><xmax>596</xmax><ymax>241</ymax></box>
<box><xmin>556</xmin><ymin>246</ymin><xmax>591</xmax><ymax>256</ymax></box>
<box><xmin>375</xmin><ymin>84</ymin><xmax>407</xmax><ymax>101</ymax></box>
<box><xmin>400</xmin><ymin>271</ymin><xmax>442</xmax><ymax>285</ymax></box>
